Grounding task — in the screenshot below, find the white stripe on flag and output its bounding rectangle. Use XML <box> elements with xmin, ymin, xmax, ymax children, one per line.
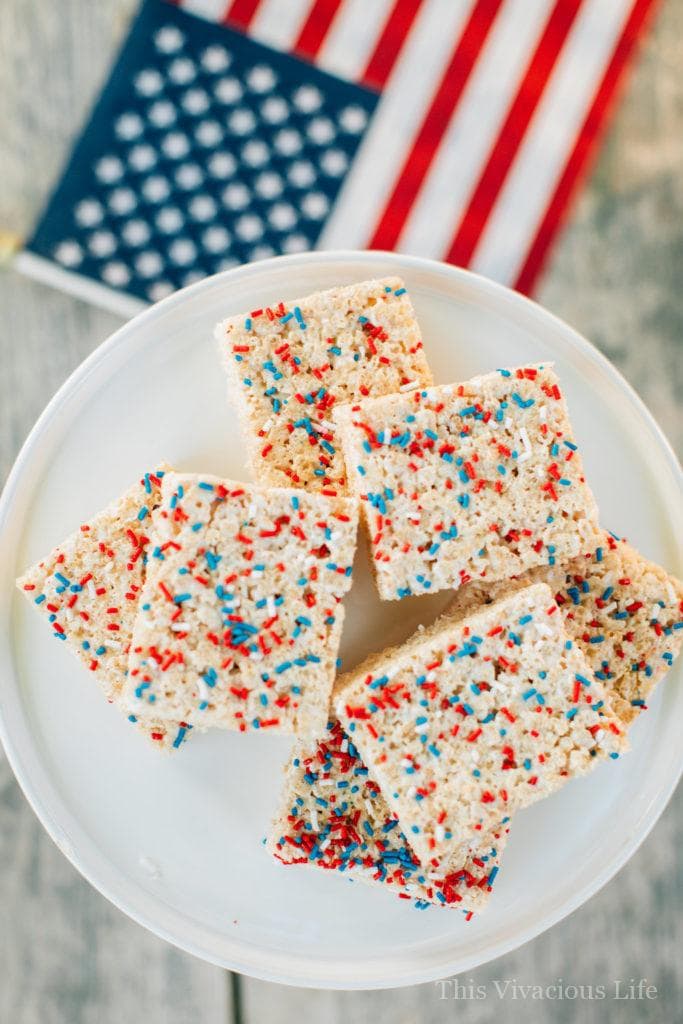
<box><xmin>315</xmin><ymin>0</ymin><xmax>394</xmax><ymax>82</ymax></box>
<box><xmin>177</xmin><ymin>0</ymin><xmax>230</xmax><ymax>19</ymax></box>
<box><xmin>15</xmin><ymin>251</ymin><xmax>147</xmax><ymax>320</ymax></box>
<box><xmin>248</xmin><ymin>0</ymin><xmax>315</xmax><ymax>51</ymax></box>
<box><xmin>317</xmin><ymin>0</ymin><xmax>475</xmax><ymax>251</ymax></box>
<box><xmin>397</xmin><ymin>0</ymin><xmax>550</xmax><ymax>260</ymax></box>
<box><xmin>470</xmin><ymin>0</ymin><xmax>630</xmax><ymax>283</ymax></box>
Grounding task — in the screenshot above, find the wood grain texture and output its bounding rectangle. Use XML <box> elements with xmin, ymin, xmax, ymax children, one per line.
<box><xmin>0</xmin><ymin>0</ymin><xmax>681</xmax><ymax>1022</ymax></box>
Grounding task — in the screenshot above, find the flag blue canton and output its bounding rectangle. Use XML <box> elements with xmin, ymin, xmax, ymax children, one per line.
<box><xmin>27</xmin><ymin>0</ymin><xmax>378</xmax><ymax>304</ymax></box>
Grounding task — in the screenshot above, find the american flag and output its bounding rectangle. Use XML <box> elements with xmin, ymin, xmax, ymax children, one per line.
<box><xmin>19</xmin><ymin>0</ymin><xmax>658</xmax><ymax>316</ymax></box>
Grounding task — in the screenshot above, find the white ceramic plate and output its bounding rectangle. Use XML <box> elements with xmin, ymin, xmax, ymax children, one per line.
<box><xmin>1</xmin><ymin>252</ymin><xmax>681</xmax><ymax>989</ymax></box>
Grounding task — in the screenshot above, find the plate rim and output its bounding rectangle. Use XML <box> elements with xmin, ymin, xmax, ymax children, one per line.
<box><xmin>1</xmin><ymin>249</ymin><xmax>681</xmax><ymax>989</ymax></box>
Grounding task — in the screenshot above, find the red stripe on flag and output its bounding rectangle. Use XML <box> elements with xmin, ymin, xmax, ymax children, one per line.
<box><xmin>222</xmin><ymin>0</ymin><xmax>262</xmax><ymax>29</ymax></box>
<box><xmin>514</xmin><ymin>0</ymin><xmax>660</xmax><ymax>295</ymax></box>
<box><xmin>368</xmin><ymin>0</ymin><xmax>503</xmax><ymax>251</ymax></box>
<box><xmin>294</xmin><ymin>0</ymin><xmax>344</xmax><ymax>60</ymax></box>
<box><xmin>361</xmin><ymin>0</ymin><xmax>424</xmax><ymax>91</ymax></box>
<box><xmin>445</xmin><ymin>0</ymin><xmax>584</xmax><ymax>268</ymax></box>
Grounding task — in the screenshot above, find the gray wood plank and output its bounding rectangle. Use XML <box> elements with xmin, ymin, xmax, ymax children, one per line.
<box><xmin>0</xmin><ymin>0</ymin><xmax>138</xmax><ymax>237</ymax></box>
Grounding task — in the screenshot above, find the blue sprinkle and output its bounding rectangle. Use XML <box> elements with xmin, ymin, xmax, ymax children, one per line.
<box><xmin>172</xmin><ymin>727</ymin><xmax>188</xmax><ymax>749</ymax></box>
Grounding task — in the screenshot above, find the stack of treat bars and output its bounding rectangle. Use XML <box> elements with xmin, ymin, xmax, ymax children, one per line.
<box><xmin>18</xmin><ymin>278</ymin><xmax>683</xmax><ymax>916</ymax></box>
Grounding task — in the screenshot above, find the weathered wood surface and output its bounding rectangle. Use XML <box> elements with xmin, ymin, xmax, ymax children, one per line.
<box><xmin>0</xmin><ymin>1</ymin><xmax>681</xmax><ymax>1022</ymax></box>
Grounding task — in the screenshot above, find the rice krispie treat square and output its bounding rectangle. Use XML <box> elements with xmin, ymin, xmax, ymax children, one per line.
<box><xmin>334</xmin><ymin>364</ymin><xmax>601</xmax><ymax>600</ymax></box>
<box><xmin>446</xmin><ymin>532</ymin><xmax>683</xmax><ymax>724</ymax></box>
<box><xmin>268</xmin><ymin>716</ymin><xmax>509</xmax><ymax>912</ymax></box>
<box><xmin>126</xmin><ymin>472</ymin><xmax>358</xmax><ymax>735</ymax></box>
<box><xmin>16</xmin><ymin>466</ymin><xmax>192</xmax><ymax>751</ymax></box>
<box><xmin>555</xmin><ymin>534</ymin><xmax>683</xmax><ymax>721</ymax></box>
<box><xmin>335</xmin><ymin>583</ymin><xmax>627</xmax><ymax>874</ymax></box>
<box><xmin>216</xmin><ymin>277</ymin><xmax>432</xmax><ymax>495</ymax></box>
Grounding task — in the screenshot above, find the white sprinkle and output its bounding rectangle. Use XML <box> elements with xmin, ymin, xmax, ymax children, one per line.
<box><xmin>197</xmin><ymin>676</ymin><xmax>211</xmax><ymax>703</ymax></box>
<box><xmin>534</xmin><ymin>621</ymin><xmax>553</xmax><ymax>637</ymax></box>
<box><xmin>517</xmin><ymin>426</ymin><xmax>532</xmax><ymax>462</ymax></box>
